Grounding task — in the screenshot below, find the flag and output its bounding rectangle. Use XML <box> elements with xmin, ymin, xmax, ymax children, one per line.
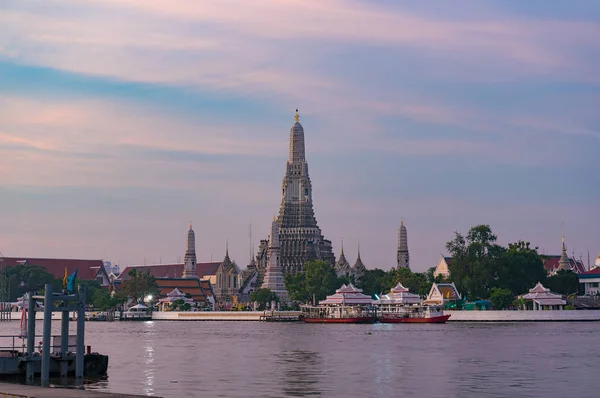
<box><xmin>63</xmin><ymin>267</ymin><xmax>68</xmax><ymax>289</ymax></box>
<box><xmin>18</xmin><ymin>306</ymin><xmax>27</xmax><ymax>339</ymax></box>
<box><xmin>67</xmin><ymin>268</ymin><xmax>78</xmax><ymax>292</ymax></box>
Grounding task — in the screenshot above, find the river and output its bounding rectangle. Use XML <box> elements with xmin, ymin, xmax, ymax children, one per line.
<box><xmin>1</xmin><ymin>320</ymin><xmax>599</xmax><ymax>397</ymax></box>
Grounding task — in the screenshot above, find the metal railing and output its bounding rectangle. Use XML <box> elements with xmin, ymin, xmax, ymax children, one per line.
<box><xmin>0</xmin><ymin>335</ymin><xmax>77</xmax><ymax>357</ymax></box>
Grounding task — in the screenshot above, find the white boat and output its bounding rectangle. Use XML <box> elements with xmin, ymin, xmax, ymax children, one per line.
<box><xmin>123</xmin><ymin>304</ymin><xmax>152</xmax><ymax>321</ymax></box>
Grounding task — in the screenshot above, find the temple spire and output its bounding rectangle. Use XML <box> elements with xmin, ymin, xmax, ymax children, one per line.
<box><xmin>183</xmin><ymin>222</ymin><xmax>198</xmax><ymax>279</ymax></box>
<box><xmin>397</xmin><ymin>218</ymin><xmax>410</xmax><ymax>269</ymax></box>
<box><xmin>558</xmin><ymin>225</ymin><xmax>570</xmax><ymax>271</ymax></box>
<box><xmin>294</xmin><ymin>109</ymin><xmax>300</xmax><ymax>123</ymax></box>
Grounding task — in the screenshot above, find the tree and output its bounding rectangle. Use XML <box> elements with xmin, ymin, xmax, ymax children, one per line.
<box><xmin>391</xmin><ymin>267</ymin><xmax>432</xmax><ymax>297</ymax></box>
<box><xmin>118</xmin><ymin>269</ymin><xmax>159</xmax><ymax>303</ymax></box>
<box><xmin>250</xmin><ymin>288</ymin><xmax>279</xmax><ymax>310</ymax></box>
<box><xmin>545</xmin><ymin>270</ymin><xmax>579</xmax><ymax>295</ymax></box>
<box><xmin>91</xmin><ymin>288</ymin><xmax>121</xmax><ymax>311</ymax></box>
<box><xmin>489</xmin><ymin>287</ymin><xmax>514</xmax><ymax>310</ymax></box>
<box><xmin>446</xmin><ymin>225</ymin><xmax>506</xmax><ymax>300</ymax></box>
<box><xmin>304</xmin><ymin>260</ymin><xmax>339</xmax><ymax>302</ymax></box>
<box><xmin>357</xmin><ymin>268</ymin><xmax>393</xmax><ymax>297</ymax></box>
<box><xmin>7</xmin><ymin>265</ymin><xmax>60</xmax><ymax>301</ymax></box>
<box><xmin>497</xmin><ymin>240</ymin><xmax>546</xmax><ymax>295</ymax></box>
<box><xmin>285</xmin><ymin>272</ymin><xmax>308</xmax><ymax>302</ymax></box>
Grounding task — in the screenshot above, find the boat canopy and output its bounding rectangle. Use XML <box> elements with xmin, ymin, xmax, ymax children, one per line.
<box><xmin>319</xmin><ymin>284</ymin><xmax>373</xmax><ymax>306</ymax></box>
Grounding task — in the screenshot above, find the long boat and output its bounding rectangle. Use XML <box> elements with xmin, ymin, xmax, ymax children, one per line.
<box><xmin>378</xmin><ymin>305</ymin><xmax>450</xmax><ymax>324</ymax></box>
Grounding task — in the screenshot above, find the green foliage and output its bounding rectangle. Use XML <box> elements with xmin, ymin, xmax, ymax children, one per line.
<box><xmin>6</xmin><ymin>265</ymin><xmax>61</xmax><ymax>301</ymax></box>
<box><xmin>390</xmin><ymin>267</ymin><xmax>432</xmax><ymax>296</ymax></box>
<box><xmin>285</xmin><ymin>260</ymin><xmax>339</xmax><ymax>303</ymax></box>
<box><xmin>91</xmin><ymin>288</ymin><xmax>121</xmax><ymax>310</ymax></box>
<box><xmin>285</xmin><ymin>272</ymin><xmax>308</xmax><ymax>302</ymax></box>
<box><xmin>118</xmin><ymin>269</ymin><xmax>159</xmax><ymax>303</ymax></box>
<box><xmin>489</xmin><ymin>287</ymin><xmax>514</xmax><ymax>310</ymax></box>
<box><xmin>250</xmin><ymin>288</ymin><xmax>279</xmax><ymax>310</ymax></box>
<box><xmin>564</xmin><ymin>305</ymin><xmax>576</xmax><ymax>310</ymax></box>
<box><xmin>545</xmin><ymin>270</ymin><xmax>579</xmax><ymax>295</ymax></box>
<box><xmin>446</xmin><ymin>226</ymin><xmax>547</xmax><ymax>299</ymax></box>
<box><xmin>357</xmin><ymin>268</ymin><xmax>394</xmax><ymax>297</ymax></box>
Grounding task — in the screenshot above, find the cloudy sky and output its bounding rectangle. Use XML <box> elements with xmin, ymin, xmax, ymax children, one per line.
<box><xmin>1</xmin><ymin>0</ymin><xmax>599</xmax><ymax>272</ymax></box>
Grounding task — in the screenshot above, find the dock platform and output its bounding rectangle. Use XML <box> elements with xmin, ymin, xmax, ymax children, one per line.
<box><xmin>0</xmin><ymin>382</ymin><xmax>157</xmax><ymax>397</ymax></box>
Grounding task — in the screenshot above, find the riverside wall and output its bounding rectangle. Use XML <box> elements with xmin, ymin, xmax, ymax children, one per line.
<box><xmin>445</xmin><ymin>310</ymin><xmax>600</xmax><ymax>322</ymax></box>
<box><xmin>152</xmin><ymin>311</ymin><xmax>301</xmax><ymax>321</ymax></box>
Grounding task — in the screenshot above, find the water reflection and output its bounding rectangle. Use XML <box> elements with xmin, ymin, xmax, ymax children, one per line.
<box><xmin>277</xmin><ymin>350</ymin><xmax>324</xmax><ymax>396</ymax></box>
<box><xmin>143</xmin><ymin>321</ymin><xmax>155</xmax><ymax>396</ymax></box>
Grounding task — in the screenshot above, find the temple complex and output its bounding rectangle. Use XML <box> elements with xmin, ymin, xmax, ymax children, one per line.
<box><xmin>260</xmin><ymin>218</ymin><xmax>289</xmax><ymax>302</ymax></box>
<box><xmin>397</xmin><ymin>219</ymin><xmax>410</xmax><ymax>269</ymax></box>
<box><xmin>255</xmin><ymin>110</ymin><xmax>335</xmax><ymax>280</ymax></box>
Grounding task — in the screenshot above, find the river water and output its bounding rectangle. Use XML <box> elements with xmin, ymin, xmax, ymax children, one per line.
<box><xmin>1</xmin><ymin>320</ymin><xmax>599</xmax><ymax>397</ymax></box>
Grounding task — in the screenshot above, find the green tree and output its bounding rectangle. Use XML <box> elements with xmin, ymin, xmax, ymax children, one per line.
<box><xmin>118</xmin><ymin>269</ymin><xmax>159</xmax><ymax>303</ymax></box>
<box><xmin>357</xmin><ymin>268</ymin><xmax>394</xmax><ymax>297</ymax></box>
<box><xmin>250</xmin><ymin>288</ymin><xmax>279</xmax><ymax>310</ymax></box>
<box><xmin>304</xmin><ymin>260</ymin><xmax>339</xmax><ymax>302</ymax></box>
<box><xmin>489</xmin><ymin>287</ymin><xmax>514</xmax><ymax>309</ymax></box>
<box><xmin>285</xmin><ymin>272</ymin><xmax>308</xmax><ymax>302</ymax></box>
<box><xmin>7</xmin><ymin>265</ymin><xmax>60</xmax><ymax>301</ymax></box>
<box><xmin>497</xmin><ymin>241</ymin><xmax>546</xmax><ymax>295</ymax></box>
<box><xmin>91</xmin><ymin>288</ymin><xmax>121</xmax><ymax>310</ymax></box>
<box><xmin>391</xmin><ymin>267</ymin><xmax>432</xmax><ymax>297</ymax></box>
<box><xmin>446</xmin><ymin>225</ymin><xmax>506</xmax><ymax>300</ymax></box>
<box><xmin>545</xmin><ymin>270</ymin><xmax>579</xmax><ymax>295</ymax></box>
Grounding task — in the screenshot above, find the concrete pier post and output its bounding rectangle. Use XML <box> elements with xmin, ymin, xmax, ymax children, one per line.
<box><xmin>60</xmin><ymin>302</ymin><xmax>70</xmax><ymax>378</ymax></box>
<box><xmin>41</xmin><ymin>284</ymin><xmax>53</xmax><ymax>387</ymax></box>
<box><xmin>75</xmin><ymin>286</ymin><xmax>86</xmax><ymax>385</ymax></box>
<box><xmin>26</xmin><ymin>293</ymin><xmax>36</xmax><ymax>383</ymax></box>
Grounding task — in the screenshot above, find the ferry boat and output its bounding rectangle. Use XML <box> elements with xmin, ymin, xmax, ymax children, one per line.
<box><xmin>378</xmin><ymin>305</ymin><xmax>450</xmax><ymax>323</ymax></box>
<box><xmin>373</xmin><ymin>282</ymin><xmax>451</xmax><ymax>324</ymax></box>
<box><xmin>123</xmin><ymin>304</ymin><xmax>152</xmax><ymax>321</ymax></box>
<box><xmin>300</xmin><ymin>284</ymin><xmax>376</xmax><ymax>324</ymax></box>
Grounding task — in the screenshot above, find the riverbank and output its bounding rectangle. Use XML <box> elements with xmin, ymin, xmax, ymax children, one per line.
<box><xmin>0</xmin><ymin>382</ymin><xmax>156</xmax><ymax>397</ymax></box>
<box><xmin>152</xmin><ymin>310</ymin><xmax>301</xmax><ymax>321</ymax></box>
<box><xmin>445</xmin><ymin>309</ymin><xmax>600</xmax><ymax>322</ymax></box>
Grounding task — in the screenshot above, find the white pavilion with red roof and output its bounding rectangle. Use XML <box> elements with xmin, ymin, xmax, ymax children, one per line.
<box><xmin>319</xmin><ymin>284</ymin><xmax>373</xmax><ymax>306</ymax></box>
<box><xmin>522</xmin><ymin>282</ymin><xmax>566</xmax><ymax>311</ymax></box>
<box><xmin>373</xmin><ymin>282</ymin><xmax>421</xmax><ymax>306</ymax></box>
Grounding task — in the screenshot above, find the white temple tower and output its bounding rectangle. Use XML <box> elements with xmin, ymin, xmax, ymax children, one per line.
<box><xmin>261</xmin><ymin>217</ymin><xmax>289</xmax><ymax>302</ymax></box>
<box><xmin>558</xmin><ymin>229</ymin><xmax>570</xmax><ymax>271</ymax></box>
<box><xmin>397</xmin><ymin>219</ymin><xmax>410</xmax><ymax>269</ymax></box>
<box><xmin>183</xmin><ymin>222</ymin><xmax>198</xmax><ymax>279</ymax></box>
<box><xmin>256</xmin><ymin>110</ymin><xmax>335</xmax><ymax>278</ymax></box>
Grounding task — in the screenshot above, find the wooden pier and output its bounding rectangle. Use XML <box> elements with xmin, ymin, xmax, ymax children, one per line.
<box><xmin>0</xmin><ymin>382</ymin><xmax>157</xmax><ymax>397</ymax></box>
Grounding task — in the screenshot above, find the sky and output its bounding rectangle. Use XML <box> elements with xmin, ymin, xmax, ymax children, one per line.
<box><xmin>1</xmin><ymin>0</ymin><xmax>599</xmax><ymax>272</ymax></box>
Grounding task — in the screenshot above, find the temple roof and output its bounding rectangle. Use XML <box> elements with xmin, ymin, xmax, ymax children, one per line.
<box><xmin>522</xmin><ymin>282</ymin><xmax>566</xmax><ymax>306</ymax></box>
<box><xmin>319</xmin><ymin>283</ymin><xmax>373</xmax><ymax>305</ymax></box>
<box><xmin>0</xmin><ymin>257</ymin><xmax>109</xmax><ymax>284</ymax></box>
<box><xmin>373</xmin><ymin>282</ymin><xmax>421</xmax><ymax>305</ymax></box>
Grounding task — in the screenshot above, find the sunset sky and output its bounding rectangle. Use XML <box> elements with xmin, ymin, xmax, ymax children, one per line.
<box><xmin>1</xmin><ymin>0</ymin><xmax>599</xmax><ymax>272</ymax></box>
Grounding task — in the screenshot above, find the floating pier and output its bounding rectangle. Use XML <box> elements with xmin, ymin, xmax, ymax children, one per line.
<box><xmin>0</xmin><ymin>381</ymin><xmax>157</xmax><ymax>397</ymax></box>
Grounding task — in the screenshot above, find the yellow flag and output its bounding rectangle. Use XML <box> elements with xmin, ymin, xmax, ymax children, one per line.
<box><xmin>63</xmin><ymin>267</ymin><xmax>68</xmax><ymax>288</ymax></box>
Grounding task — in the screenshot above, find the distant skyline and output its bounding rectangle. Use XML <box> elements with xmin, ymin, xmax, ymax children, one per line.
<box><xmin>1</xmin><ymin>0</ymin><xmax>599</xmax><ymax>272</ymax></box>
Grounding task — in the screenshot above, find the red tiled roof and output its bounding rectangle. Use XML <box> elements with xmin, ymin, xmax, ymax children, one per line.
<box><xmin>156</xmin><ymin>278</ymin><xmax>207</xmax><ymax>302</ymax></box>
<box><xmin>119</xmin><ymin>261</ymin><xmax>222</xmax><ymax>281</ymax></box>
<box><xmin>0</xmin><ymin>257</ymin><xmax>108</xmax><ymax>283</ymax></box>
<box><xmin>200</xmin><ymin>280</ymin><xmax>215</xmax><ymax>298</ymax></box>
<box><xmin>579</xmin><ymin>268</ymin><xmax>600</xmax><ymax>276</ymax></box>
<box><xmin>541</xmin><ymin>255</ymin><xmax>587</xmax><ymax>274</ymax></box>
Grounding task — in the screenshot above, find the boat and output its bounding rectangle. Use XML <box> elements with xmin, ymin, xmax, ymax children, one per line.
<box><xmin>373</xmin><ymin>282</ymin><xmax>450</xmax><ymax>324</ymax></box>
<box><xmin>378</xmin><ymin>305</ymin><xmax>450</xmax><ymax>323</ymax></box>
<box><xmin>300</xmin><ymin>284</ymin><xmax>376</xmax><ymax>324</ymax></box>
<box><xmin>123</xmin><ymin>304</ymin><xmax>152</xmax><ymax>321</ymax></box>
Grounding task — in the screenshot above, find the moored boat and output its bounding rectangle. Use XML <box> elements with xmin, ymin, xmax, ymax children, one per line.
<box><xmin>300</xmin><ymin>284</ymin><xmax>376</xmax><ymax>324</ymax></box>
<box><xmin>373</xmin><ymin>282</ymin><xmax>450</xmax><ymax>324</ymax></box>
<box><xmin>378</xmin><ymin>305</ymin><xmax>450</xmax><ymax>323</ymax></box>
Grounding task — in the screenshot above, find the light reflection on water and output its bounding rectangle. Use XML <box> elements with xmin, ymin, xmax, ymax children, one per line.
<box><xmin>0</xmin><ymin>321</ymin><xmax>598</xmax><ymax>397</ymax></box>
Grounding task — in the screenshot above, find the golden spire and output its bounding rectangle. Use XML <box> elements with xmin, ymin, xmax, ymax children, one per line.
<box><xmin>294</xmin><ymin>109</ymin><xmax>300</xmax><ymax>123</ymax></box>
<box><xmin>401</xmin><ymin>217</ymin><xmax>404</xmax><ymax>226</ymax></box>
<box><xmin>190</xmin><ymin>221</ymin><xmax>193</xmax><ymax>229</ymax></box>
